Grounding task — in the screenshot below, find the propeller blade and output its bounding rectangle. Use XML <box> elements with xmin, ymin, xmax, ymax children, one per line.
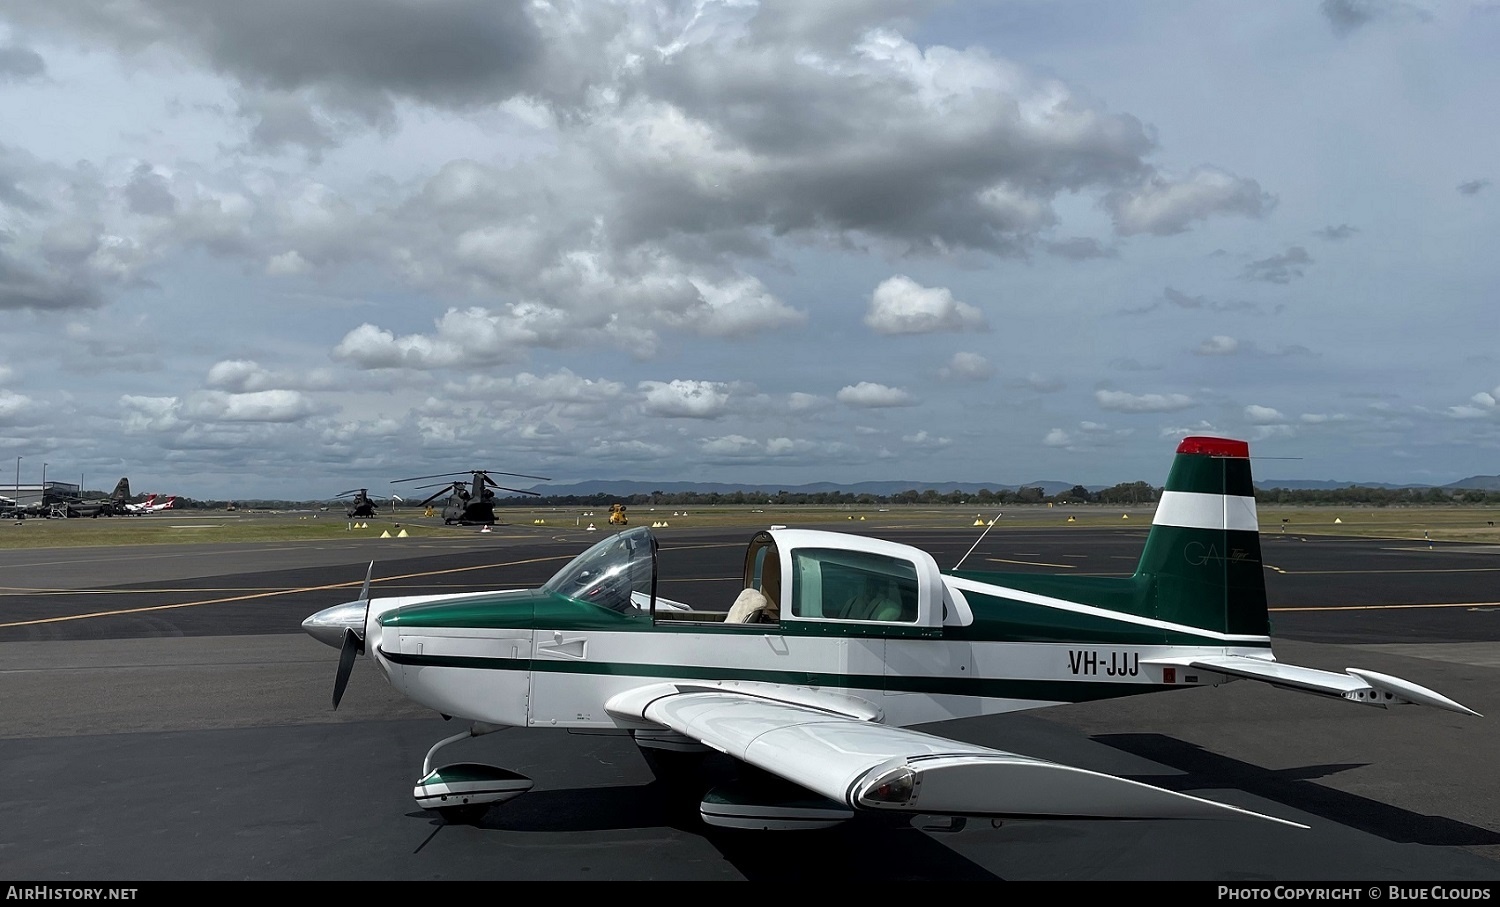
<box><xmin>359</xmin><ymin>561</ymin><xmax>373</xmax><ymax>601</ymax></box>
<box><xmin>332</xmin><ymin>627</ymin><xmax>360</xmax><ymax>709</ymax></box>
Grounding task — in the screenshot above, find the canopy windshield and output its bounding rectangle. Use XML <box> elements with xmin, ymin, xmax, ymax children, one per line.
<box><xmin>542</xmin><ymin>526</ymin><xmax>657</xmax><ymax>614</ymax></box>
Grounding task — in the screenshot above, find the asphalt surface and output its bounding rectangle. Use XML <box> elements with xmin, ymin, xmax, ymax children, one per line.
<box><xmin>2</xmin><ymin>520</ymin><xmax>1498</xmax><ymax>881</ymax></box>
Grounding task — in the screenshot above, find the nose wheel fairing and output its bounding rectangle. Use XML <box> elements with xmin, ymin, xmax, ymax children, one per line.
<box><xmin>414</xmin><ymin>725</ymin><xmax>535</xmax><ymax>823</ymax></box>
<box><xmin>414</xmin><ymin>763</ymin><xmax>535</xmax><ymax>813</ymax></box>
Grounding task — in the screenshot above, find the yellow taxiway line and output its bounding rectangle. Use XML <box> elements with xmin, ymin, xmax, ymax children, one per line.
<box><xmin>0</xmin><ymin>553</ymin><xmax>576</xmax><ymax>629</ymax></box>
<box><xmin>982</xmin><ymin>557</ymin><xmax>1077</xmax><ymax>569</ymax></box>
<box><xmin>1270</xmin><ymin>601</ymin><xmax>1500</xmax><ymax>613</ymax></box>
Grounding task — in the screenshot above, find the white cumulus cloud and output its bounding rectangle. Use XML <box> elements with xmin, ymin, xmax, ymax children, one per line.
<box><xmin>837</xmin><ymin>382</ymin><xmax>917</xmax><ymax>407</ymax></box>
<box><xmin>865</xmin><ymin>276</ymin><xmax>988</xmax><ymax>335</ymax></box>
<box><xmin>1196</xmin><ymin>336</ymin><xmax>1239</xmax><ymax>356</ymax></box>
<box><xmin>941</xmin><ymin>351</ymin><xmax>994</xmax><ymax>381</ymax></box>
<box><xmin>1096</xmin><ymin>390</ymin><xmax>1195</xmax><ymax>413</ymax></box>
<box><xmin>787</xmin><ymin>392</ymin><xmax>831</xmax><ymax>411</ymax></box>
<box><xmin>0</xmin><ymin>388</ymin><xmax>35</xmax><ymax>422</ymax></box>
<box><xmin>1107</xmin><ymin>167</ymin><xmax>1274</xmax><ymax>236</ymax></box>
<box><xmin>185</xmin><ymin>390</ymin><xmax>316</xmax><ymax>423</ymax></box>
<box><xmin>640</xmin><ymin>379</ymin><xmax>730</xmax><ymax>418</ymax></box>
<box><xmin>1446</xmin><ymin>390</ymin><xmax>1497</xmax><ymax>419</ymax></box>
<box><xmin>119</xmin><ymin>395</ymin><xmax>182</xmax><ymax>432</ymax></box>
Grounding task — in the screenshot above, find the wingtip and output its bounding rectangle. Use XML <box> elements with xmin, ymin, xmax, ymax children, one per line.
<box><xmin>1345</xmin><ymin>667</ymin><xmax>1481</xmax><ymax>717</ymax></box>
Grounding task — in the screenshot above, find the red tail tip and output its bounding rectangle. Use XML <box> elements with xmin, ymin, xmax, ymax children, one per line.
<box><xmin>1176</xmin><ymin>436</ymin><xmax>1249</xmax><ymax>458</ymax></box>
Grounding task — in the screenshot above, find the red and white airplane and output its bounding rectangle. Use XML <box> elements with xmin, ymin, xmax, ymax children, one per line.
<box><xmin>143</xmin><ymin>495</ymin><xmax>177</xmax><ymax>513</ymax></box>
<box><xmin>121</xmin><ymin>493</ymin><xmax>156</xmax><ymax>514</ymax></box>
<box><xmin>124</xmin><ymin>494</ymin><xmax>177</xmax><ymax>514</ymax></box>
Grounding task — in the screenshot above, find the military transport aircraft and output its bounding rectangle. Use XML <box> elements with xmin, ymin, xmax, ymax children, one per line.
<box><xmin>305</xmin><ymin>437</ymin><xmax>1480</xmax><ymax>830</ymax></box>
<box><xmin>335</xmin><ymin>488</ymin><xmax>382</xmax><ymax>519</ymax></box>
<box><xmin>394</xmin><ymin>469</ymin><xmax>549</xmax><ymax>526</ymax></box>
<box><xmin>55</xmin><ymin>478</ymin><xmax>132</xmax><ymax>518</ymax></box>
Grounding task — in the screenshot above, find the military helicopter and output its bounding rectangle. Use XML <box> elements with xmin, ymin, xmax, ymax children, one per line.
<box><xmin>394</xmin><ymin>469</ymin><xmax>550</xmax><ymax>526</ymax></box>
<box><xmin>334</xmin><ymin>488</ymin><xmax>386</xmax><ymax>519</ymax></box>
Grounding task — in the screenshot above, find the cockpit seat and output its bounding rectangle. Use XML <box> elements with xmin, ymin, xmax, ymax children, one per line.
<box><xmin>838</xmin><ymin>578</ymin><xmax>906</xmax><ymax>622</ymax></box>
<box><xmin>725</xmin><ymin>588</ymin><xmax>777</xmax><ymax>624</ymax></box>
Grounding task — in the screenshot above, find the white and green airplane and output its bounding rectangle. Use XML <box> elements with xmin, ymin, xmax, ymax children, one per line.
<box><xmin>304</xmin><ymin>436</ymin><xmax>1479</xmax><ymax>830</ymax></box>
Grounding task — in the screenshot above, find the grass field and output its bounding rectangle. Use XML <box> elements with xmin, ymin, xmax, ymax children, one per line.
<box><xmin>2</xmin><ymin>503</ymin><xmax>1498</xmax><ymax>549</ymax></box>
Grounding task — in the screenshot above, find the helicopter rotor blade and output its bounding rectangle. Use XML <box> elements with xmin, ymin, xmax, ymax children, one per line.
<box><xmin>419</xmin><ymin>488</ymin><xmax>452</xmax><ymax>507</ymax></box>
<box><xmin>489</xmin><ymin>485</ymin><xmax>542</xmax><ymax>497</ymax></box>
<box><xmin>391</xmin><ymin>472</ymin><xmax>468</xmax><ymax>484</ymax></box>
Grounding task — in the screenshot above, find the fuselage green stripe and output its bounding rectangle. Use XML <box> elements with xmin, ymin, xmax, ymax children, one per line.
<box><xmin>379</xmin><ymin>647</ymin><xmax>1174</xmax><ymax>702</ymax></box>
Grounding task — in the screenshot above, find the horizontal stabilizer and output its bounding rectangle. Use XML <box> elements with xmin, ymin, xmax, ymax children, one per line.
<box><xmin>1173</xmin><ymin>655</ymin><xmax>1480</xmax><ymax>717</ymax></box>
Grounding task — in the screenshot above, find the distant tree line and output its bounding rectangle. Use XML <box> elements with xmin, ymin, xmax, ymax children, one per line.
<box><xmin>1252</xmin><ymin>486</ymin><xmax>1500</xmax><ymax>505</ymax></box>
<box><xmin>502</xmin><ymin>484</ymin><xmax>1156</xmax><ymax>508</ymax></box>
<box><xmin>148</xmin><ymin>483</ymin><xmax>1500</xmax><ymax>512</ymax></box>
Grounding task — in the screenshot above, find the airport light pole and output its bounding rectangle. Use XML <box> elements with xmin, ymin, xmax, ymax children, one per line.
<box><xmin>14</xmin><ymin>456</ymin><xmax>20</xmax><ymax>507</ymax></box>
<box><xmin>41</xmin><ymin>462</ymin><xmax>47</xmax><ymax>494</ymax></box>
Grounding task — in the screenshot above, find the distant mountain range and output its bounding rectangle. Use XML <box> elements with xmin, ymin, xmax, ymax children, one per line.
<box><xmin>523</xmin><ymin>479</ymin><xmax>1083</xmax><ymax>497</ymax></box>
<box><xmin>1255</xmin><ymin>475</ymin><xmax>1500</xmax><ymax>491</ymax></box>
<box><xmin>516</xmin><ymin>476</ymin><xmax>1500</xmax><ymax>497</ymax></box>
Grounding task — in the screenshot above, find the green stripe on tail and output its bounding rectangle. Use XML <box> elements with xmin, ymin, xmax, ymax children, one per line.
<box><xmin>949</xmin><ymin>436</ymin><xmax>1269</xmax><ymax>642</ymax></box>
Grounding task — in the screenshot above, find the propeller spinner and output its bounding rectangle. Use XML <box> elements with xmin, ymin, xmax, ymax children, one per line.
<box><xmin>301</xmin><ymin>561</ymin><xmax>375</xmax><ymax>709</ymax></box>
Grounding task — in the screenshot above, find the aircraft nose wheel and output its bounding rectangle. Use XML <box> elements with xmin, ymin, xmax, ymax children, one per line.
<box><xmin>414</xmin><ymin>727</ymin><xmax>535</xmax><ymax>824</ymax></box>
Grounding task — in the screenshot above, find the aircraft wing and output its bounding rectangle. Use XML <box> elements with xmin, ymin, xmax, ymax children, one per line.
<box><xmin>1146</xmin><ymin>654</ymin><xmax>1481</xmax><ymax>717</ymax></box>
<box><xmin>606</xmin><ymin>680</ymin><xmax>1305</xmax><ymax>827</ymax></box>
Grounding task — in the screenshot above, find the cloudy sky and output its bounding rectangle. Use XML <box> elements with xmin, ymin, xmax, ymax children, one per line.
<box><xmin>1</xmin><ymin>0</ymin><xmax>1495</xmax><ymax>500</ymax></box>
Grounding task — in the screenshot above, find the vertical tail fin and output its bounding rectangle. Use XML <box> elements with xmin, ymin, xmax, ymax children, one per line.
<box><xmin>112</xmin><ymin>478</ymin><xmax>131</xmax><ymax>503</ymax></box>
<box><xmin>1136</xmin><ymin>437</ymin><xmax>1268</xmax><ymax>638</ymax></box>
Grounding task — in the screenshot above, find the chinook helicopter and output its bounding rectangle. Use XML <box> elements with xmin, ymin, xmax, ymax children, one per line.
<box><xmin>334</xmin><ymin>488</ymin><xmax>385</xmax><ymax>519</ymax></box>
<box><xmin>394</xmin><ymin>469</ymin><xmax>550</xmax><ymax>526</ymax></box>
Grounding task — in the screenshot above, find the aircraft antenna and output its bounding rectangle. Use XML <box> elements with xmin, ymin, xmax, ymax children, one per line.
<box><xmin>952</xmin><ymin>511</ymin><xmax>1004</xmax><ymax>571</ymax></box>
